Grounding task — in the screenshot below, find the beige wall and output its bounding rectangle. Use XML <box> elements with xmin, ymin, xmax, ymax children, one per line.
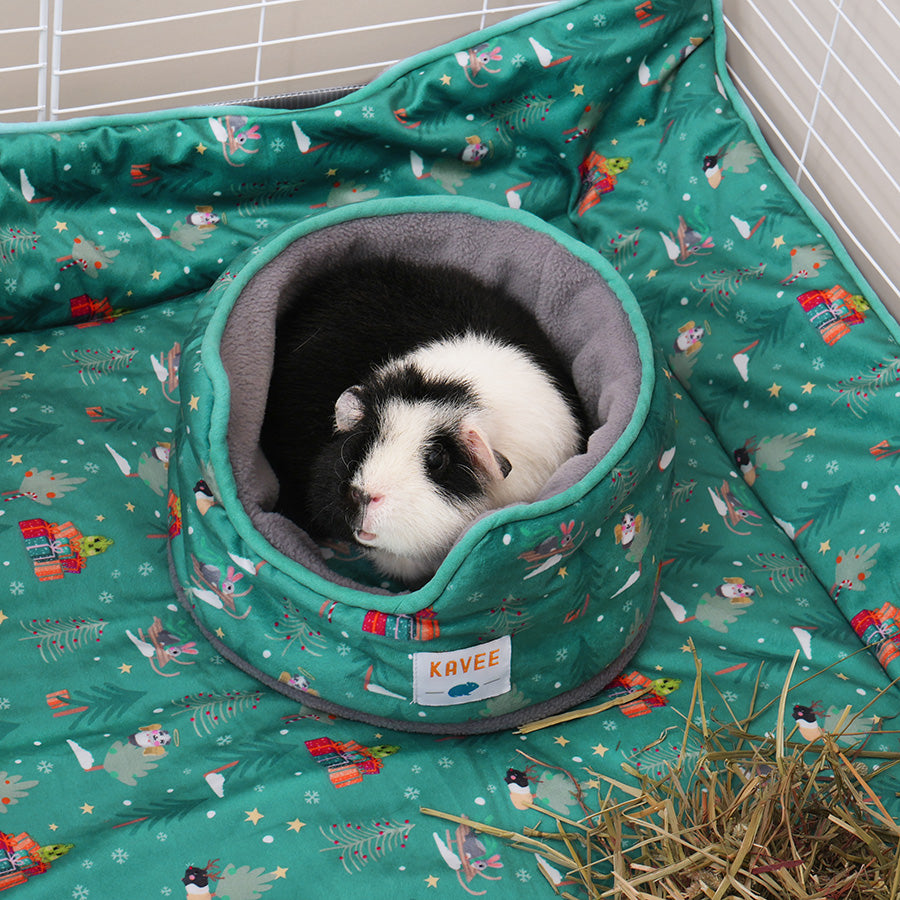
<box><xmin>2</xmin><ymin>0</ymin><xmax>897</xmax><ymax>318</ymax></box>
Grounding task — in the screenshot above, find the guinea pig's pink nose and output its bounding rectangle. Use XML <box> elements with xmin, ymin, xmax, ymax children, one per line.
<box><xmin>350</xmin><ymin>487</ymin><xmax>384</xmax><ymax>507</ymax></box>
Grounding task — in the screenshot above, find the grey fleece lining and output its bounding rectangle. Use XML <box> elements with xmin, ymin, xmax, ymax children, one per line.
<box><xmin>219</xmin><ymin>211</ymin><xmax>642</xmax><ymax>594</ymax></box>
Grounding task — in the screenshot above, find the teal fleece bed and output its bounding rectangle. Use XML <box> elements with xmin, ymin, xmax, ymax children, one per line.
<box><xmin>1</xmin><ymin>0</ymin><xmax>899</xmax><ymax>895</ymax></box>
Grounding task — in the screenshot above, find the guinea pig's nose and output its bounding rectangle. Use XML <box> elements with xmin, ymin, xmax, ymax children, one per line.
<box><xmin>349</xmin><ymin>487</ymin><xmax>384</xmax><ymax>507</ymax></box>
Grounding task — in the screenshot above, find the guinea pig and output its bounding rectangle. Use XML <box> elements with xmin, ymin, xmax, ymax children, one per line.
<box><xmin>260</xmin><ymin>257</ymin><xmax>588</xmax><ymax>586</ymax></box>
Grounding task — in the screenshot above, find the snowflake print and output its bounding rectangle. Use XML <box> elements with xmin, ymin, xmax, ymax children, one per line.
<box><xmin>336</xmin><ymin>643</ymin><xmax>351</xmax><ymax>657</ymax></box>
<box><xmin>270</xmin><ymin>137</ymin><xmax>285</xmax><ymax>152</ymax></box>
<box><xmin>378</xmin><ymin>168</ymin><xmax>392</xmax><ymax>183</ymax></box>
<box><xmin>91</xmin><ymin>162</ymin><xmax>102</xmax><ymax>175</ymax></box>
<box><xmin>593</xmin><ymin>13</ymin><xmax>607</xmax><ymax>26</ymax></box>
<box><xmin>602</xmin><ymin>719</ymin><xmax>618</xmax><ymax>731</ymax></box>
<box><xmin>305</xmin><ymin>790</ymin><xmax>320</xmax><ymax>804</ymax></box>
<box><xmin>37</xmin><ymin>760</ymin><xmax>53</xmax><ymax>774</ymax></box>
<box><xmin>515</xmin><ymin>145</ymin><xmax>528</xmax><ymax>159</ymax></box>
<box><xmin>410</xmin><ymin>764</ymin><xmax>422</xmax><ymax>775</ymax></box>
<box><xmin>72</xmin><ymin>885</ymin><xmax>89</xmax><ymax>899</ymax></box>
<box><xmin>878</xmin><ymin>521</ymin><xmax>891</xmax><ymax>533</ymax></box>
<box><xmin>9</xmin><ymin>581</ymin><xmax>24</xmax><ymax>596</ymax></box>
<box><xmin>255</xmin><ymin>218</ymin><xmax>269</xmax><ymax>230</ymax></box>
<box><xmin>688</xmin><ymin>175</ymin><xmax>698</xmax><ymax>184</ymax></box>
<box><xmin>40</xmin><ymin>404</ymin><xmax>54</xmax><ymax>414</ymax></box>
<box><xmin>0</xmin><ymin>698</ymin><xmax>9</xmax><ymax>711</ymax></box>
<box><xmin>635</xmin><ymin>198</ymin><xmax>649</xmax><ymax>212</ymax></box>
<box><xmin>84</xmin><ymin>461</ymin><xmax>99</xmax><ymax>473</ymax></box>
<box><xmin>216</xmin><ymin>734</ymin><xmax>233</xmax><ymax>746</ymax></box>
<box><xmin>4</xmin><ymin>278</ymin><xmax>17</xmax><ymax>294</ymax></box>
<box><xmin>516</xmin><ymin>868</ymin><xmax>532</xmax><ymax>882</ymax></box>
<box><xmin>116</xmin><ymin>231</ymin><xmax>131</xmax><ymax>243</ymax></box>
<box><xmin>656</xmin><ymin>160</ymin><xmax>668</xmax><ymax>174</ymax></box>
<box><xmin>156</xmin><ymin>831</ymin><xmax>168</xmax><ymax>841</ymax></box>
<box><xmin>362</xmin><ymin>105</ymin><xmax>375</xmax><ymax>119</ymax></box>
<box><xmin>735</xmin><ymin>308</ymin><xmax>748</xmax><ymax>324</ymax></box>
<box><xmin>811</xmin><ymin>356</ymin><xmax>825</xmax><ymax>371</ymax></box>
<box><xmin>555</xmin><ymin>647</ymin><xmax>569</xmax><ymax>662</ymax></box>
<box><xmin>404</xmin><ymin>786</ymin><xmax>420</xmax><ymax>800</ymax></box>
<box><xmin>437</xmin><ymin>756</ymin><xmax>455</xmax><ymax>770</ymax></box>
<box><xmin>111</xmin><ymin>847</ymin><xmax>129</xmax><ymax>864</ymax></box>
<box><xmin>723</xmin><ymin>238</ymin><xmax>734</xmax><ymax>251</ymax></box>
<box><xmin>138</xmin><ymin>562</ymin><xmax>154</xmax><ymax>576</ymax></box>
<box><xmin>825</xmin><ymin>459</ymin><xmax>840</xmax><ymax>475</ymax></box>
<box><xmin>253</xmin><ymin>783</ymin><xmax>265</xmax><ymax>792</ymax></box>
<box><xmin>804</xmin><ymin>453</ymin><xmax>815</xmax><ymax>463</ymax></box>
<box><xmin>81</xmin><ymin>858</ymin><xmax>93</xmax><ymax>870</ymax></box>
<box><xmin>510</xmin><ymin>53</ymin><xmax>526</xmax><ymax>67</ymax></box>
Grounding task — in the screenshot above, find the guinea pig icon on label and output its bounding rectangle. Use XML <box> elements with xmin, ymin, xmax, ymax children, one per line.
<box><xmin>412</xmin><ymin>636</ymin><xmax>511</xmax><ymax>706</ymax></box>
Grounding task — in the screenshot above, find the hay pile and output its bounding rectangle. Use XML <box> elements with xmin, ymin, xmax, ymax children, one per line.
<box><xmin>423</xmin><ymin>648</ymin><xmax>900</xmax><ymax>899</ymax></box>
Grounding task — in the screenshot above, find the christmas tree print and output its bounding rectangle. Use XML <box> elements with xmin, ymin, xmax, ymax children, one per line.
<box><xmin>0</xmin><ymin>415</ymin><xmax>60</xmax><ymax>448</ymax></box>
<box><xmin>3</xmin><ymin>468</ymin><xmax>85</xmax><ymax>505</ymax></box>
<box><xmin>792</xmin><ymin>480</ymin><xmax>852</xmax><ymax>536</ymax></box>
<box><xmin>829</xmin><ymin>357</ymin><xmax>900</xmax><ymax>418</ymax></box>
<box><xmin>0</xmin><ymin>225</ymin><xmax>39</xmax><ymax>271</ymax></box>
<box><xmin>602</xmin><ymin>227</ymin><xmax>642</xmax><ymax>274</ymax></box>
<box><xmin>170</xmin><ymin>688</ymin><xmax>265</xmax><ymax>737</ymax></box>
<box><xmin>320</xmin><ymin>819</ymin><xmax>414</xmax><ymax>874</ymax></box>
<box><xmin>691</xmin><ymin>263</ymin><xmax>766</xmax><ymax>316</ymax></box>
<box><xmin>477</xmin><ymin>93</ymin><xmax>555</xmax><ymax>147</ymax></box>
<box><xmin>111</xmin><ymin>793</ymin><xmax>210</xmax><ymax>830</ymax></box>
<box><xmin>56</xmin><ymin>235</ymin><xmax>120</xmax><ymax>277</ymax></box>
<box><xmin>746</xmin><ymin>552</ymin><xmax>809</xmax><ymax>594</ymax></box>
<box><xmin>479</xmin><ymin>595</ymin><xmax>533</xmax><ymax>640</ymax></box>
<box><xmin>265</xmin><ymin>597</ymin><xmax>327</xmax><ymax>656</ymax></box>
<box><xmin>19</xmin><ymin>616</ymin><xmax>106</xmax><ymax>663</ymax></box>
<box><xmin>51</xmin><ymin>682</ymin><xmax>146</xmax><ymax>726</ymax></box>
<box><xmin>62</xmin><ymin>346</ymin><xmax>139</xmax><ymax>385</ymax></box>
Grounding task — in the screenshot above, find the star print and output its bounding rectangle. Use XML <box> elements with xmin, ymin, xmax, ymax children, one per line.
<box><xmin>803</xmin><ymin>427</ymin><xmax>816</xmax><ymax>438</ymax></box>
<box><xmin>592</xmin><ymin>742</ymin><xmax>608</xmax><ymax>756</ymax></box>
<box><xmin>698</xmin><ymin>522</ymin><xmax>710</xmax><ymax>533</ymax></box>
<box><xmin>273</xmin><ymin>867</ymin><xmax>288</xmax><ymax>878</ymax></box>
<box><xmin>646</xmin><ymin>268</ymin><xmax>658</xmax><ymax>279</ymax></box>
<box><xmin>610</xmin><ymin>138</ymin><xmax>618</xmax><ymax>145</ymax></box>
<box><xmin>48</xmin><ymin>823</ymin><xmax>58</xmax><ymax>831</ymax></box>
<box><xmin>215</xmin><ymin>627</ymin><xmax>225</xmax><ymax>639</ymax></box>
<box><xmin>0</xmin><ymin>610</ymin><xmax>8</xmax><ymax>626</ymax></box>
<box><xmin>189</xmin><ymin>395</ymin><xmax>200</xmax><ymax>411</ymax></box>
<box><xmin>54</xmin><ymin>221</ymin><xmax>68</xmax><ymax>232</ymax></box>
<box><xmin>636</xmin><ymin>117</ymin><xmax>647</xmax><ymax>126</ymax></box>
<box><xmin>8</xmin><ymin>454</ymin><xmax>23</xmax><ymax>465</ymax></box>
<box><xmin>150</xmin><ymin>270</ymin><xmax>162</xmax><ymax>280</ymax></box>
<box><xmin>768</xmin><ymin>382</ymin><xmax>782</xmax><ymax>397</ymax></box>
<box><xmin>245</xmin><ymin>808</ymin><xmax>264</xmax><ymax>825</ymax></box>
<box><xmin>801</xmin><ymin>382</ymin><xmax>815</xmax><ymax>394</ymax></box>
<box><xmin>118</xmin><ymin>663</ymin><xmax>132</xmax><ymax>674</ymax></box>
<box><xmin>836</xmin><ymin>672</ymin><xmax>849</xmax><ymax>681</ymax></box>
<box><xmin>80</xmin><ymin>803</ymin><xmax>94</xmax><ymax>814</ymax></box>
<box><xmin>425</xmin><ymin>875</ymin><xmax>440</xmax><ymax>888</ymax></box>
<box><xmin>772</xmin><ymin>235</ymin><xmax>785</xmax><ymax>248</ymax></box>
<box><xmin>196</xmin><ymin>142</ymin><xmax>207</xmax><ymax>154</ymax></box>
<box><xmin>440</xmin><ymin>74</ymin><xmax>452</xmax><ymax>85</ymax></box>
<box><xmin>21</xmin><ymin>371</ymin><xmax>35</xmax><ymax>380</ymax></box>
<box><xmin>2</xmin><ymin>337</ymin><xmax>15</xmax><ymax>346</ymax></box>
<box><xmin>125</xmin><ymin>502</ymin><xmax>135</xmax><ymax>512</ymax></box>
<box><xmin>558</xmin><ymin>567</ymin><xmax>568</xmax><ymax>578</ymax></box>
<box><xmin>819</xmin><ymin>540</ymin><xmax>830</xmax><ymax>554</ymax></box>
<box><xmin>326</xmin><ymin>168</ymin><xmax>338</xmax><ymax>177</ymax></box>
<box><xmin>680</xmin><ymin>643</ymin><xmax>693</xmax><ymax>653</ymax></box>
<box><xmin>138</xmin><ymin>385</ymin><xmax>149</xmax><ymax>395</ymax></box>
<box><xmin>553</xmin><ymin>735</ymin><xmax>570</xmax><ymax>747</ymax></box>
<box><xmin>286</xmin><ymin>819</ymin><xmax>306</xmax><ymax>832</ymax></box>
<box><xmin>36</xmin><ymin>344</ymin><xmax>51</xmax><ymax>352</ymax></box>
<box><xmin>571</xmin><ymin>84</ymin><xmax>584</xmax><ymax>96</ymax></box>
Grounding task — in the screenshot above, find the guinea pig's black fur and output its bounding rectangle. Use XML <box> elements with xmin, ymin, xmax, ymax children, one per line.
<box><xmin>260</xmin><ymin>257</ymin><xmax>587</xmax><ymax>583</ymax></box>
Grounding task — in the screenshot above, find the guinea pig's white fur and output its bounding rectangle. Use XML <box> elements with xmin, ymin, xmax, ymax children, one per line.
<box><xmin>343</xmin><ymin>333</ymin><xmax>582</xmax><ymax>583</ymax></box>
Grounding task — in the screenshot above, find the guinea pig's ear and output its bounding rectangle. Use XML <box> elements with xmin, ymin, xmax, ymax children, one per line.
<box><xmin>460</xmin><ymin>421</ymin><xmax>512</xmax><ymax>483</ymax></box>
<box><xmin>334</xmin><ymin>386</ymin><xmax>365</xmax><ymax>432</ymax></box>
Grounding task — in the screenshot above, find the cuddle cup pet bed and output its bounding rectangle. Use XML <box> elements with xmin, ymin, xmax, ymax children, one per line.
<box><xmin>169</xmin><ymin>197</ymin><xmax>676</xmax><ymax>732</ymax></box>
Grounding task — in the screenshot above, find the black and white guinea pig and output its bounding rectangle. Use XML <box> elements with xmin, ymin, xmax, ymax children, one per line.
<box><xmin>260</xmin><ymin>257</ymin><xmax>588</xmax><ymax>586</ymax></box>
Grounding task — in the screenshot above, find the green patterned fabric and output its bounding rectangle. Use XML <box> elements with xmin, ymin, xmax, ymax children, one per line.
<box><xmin>1</xmin><ymin>0</ymin><xmax>898</xmax><ymax>895</ymax></box>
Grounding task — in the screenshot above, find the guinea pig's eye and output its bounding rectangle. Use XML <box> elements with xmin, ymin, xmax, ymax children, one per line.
<box><xmin>424</xmin><ymin>443</ymin><xmax>450</xmax><ymax>474</ymax></box>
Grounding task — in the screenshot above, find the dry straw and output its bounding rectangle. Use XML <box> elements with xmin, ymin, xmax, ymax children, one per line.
<box><xmin>423</xmin><ymin>642</ymin><xmax>900</xmax><ymax>899</ymax></box>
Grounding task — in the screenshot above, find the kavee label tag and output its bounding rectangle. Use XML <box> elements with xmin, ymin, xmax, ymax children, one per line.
<box><xmin>412</xmin><ymin>635</ymin><xmax>511</xmax><ymax>707</ymax></box>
